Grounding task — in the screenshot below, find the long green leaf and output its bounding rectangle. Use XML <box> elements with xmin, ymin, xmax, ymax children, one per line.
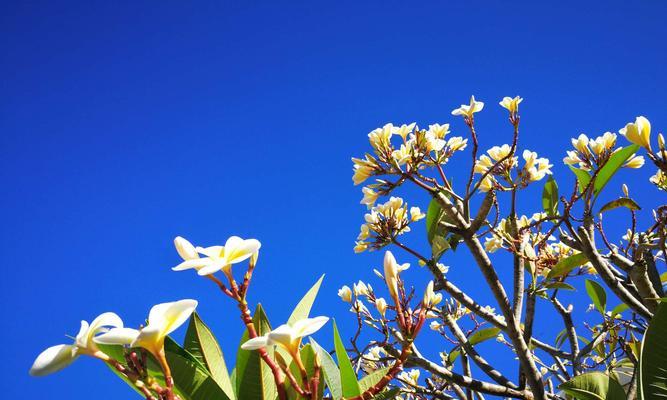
<box><xmin>310</xmin><ymin>338</ymin><xmax>343</xmax><ymax>400</ymax></box>
<box><xmin>97</xmin><ymin>339</ymin><xmax>229</xmax><ymax>400</ymax></box>
<box><xmin>546</xmin><ymin>252</ymin><xmax>589</xmax><ymax>280</ymax></box>
<box><xmin>542</xmin><ymin>176</ymin><xmax>559</xmax><ymax>217</ymax></box>
<box><xmin>184</xmin><ymin>312</ymin><xmax>235</xmax><ymax>400</ymax></box>
<box><xmin>447</xmin><ymin>327</ymin><xmax>500</xmax><ymax>364</ymax></box>
<box><xmin>236</xmin><ymin>304</ymin><xmax>277</xmax><ymax>400</ymax></box>
<box><xmin>287</xmin><ymin>274</ymin><xmax>325</xmax><ymax>325</ymax></box>
<box><xmin>585</xmin><ymin>280</ymin><xmax>607</xmax><ymax>314</ymax></box>
<box><xmin>426</xmin><ymin>197</ymin><xmax>445</xmax><ymax>244</ymax></box>
<box><xmin>639</xmin><ymin>302</ymin><xmax>667</xmax><ymax>399</ymax></box>
<box><xmin>284</xmin><ymin>344</ymin><xmax>325</xmax><ymax>399</ymax></box>
<box><xmin>594</xmin><ymin>144</ymin><xmax>640</xmax><ymax>196</ymax></box>
<box><xmin>358</xmin><ymin>367</ymin><xmax>390</xmax><ymax>391</ymax></box>
<box><xmin>569</xmin><ymin>165</ymin><xmax>591</xmax><ymax>193</ymax></box>
<box><xmin>333</xmin><ymin>320</ymin><xmax>361</xmax><ymax>397</ymax></box>
<box><xmin>559</xmin><ymin>371</ymin><xmax>626</xmax><ymax>400</ymax></box>
<box><xmin>599</xmin><ymin>197</ymin><xmax>641</xmax><ymax>214</ymax></box>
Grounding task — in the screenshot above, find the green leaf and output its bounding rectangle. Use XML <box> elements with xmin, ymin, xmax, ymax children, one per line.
<box><xmin>639</xmin><ymin>302</ymin><xmax>667</xmax><ymax>399</ymax></box>
<box><xmin>569</xmin><ymin>165</ymin><xmax>592</xmax><ymax>193</ymax></box>
<box><xmin>611</xmin><ymin>303</ymin><xmax>629</xmax><ymax>317</ymax></box>
<box><xmin>585</xmin><ymin>280</ymin><xmax>607</xmax><ymax>314</ymax></box>
<box><xmin>447</xmin><ymin>327</ymin><xmax>500</xmax><ymax>364</ymax></box>
<box><xmin>332</xmin><ymin>320</ymin><xmax>360</xmax><ymax>397</ymax></box>
<box><xmin>287</xmin><ymin>274</ymin><xmax>325</xmax><ymax>326</ymax></box>
<box><xmin>594</xmin><ymin>144</ymin><xmax>640</xmax><ymax>197</ymax></box>
<box><xmin>544</xmin><ymin>282</ymin><xmax>576</xmax><ymax>291</ymax></box>
<box><xmin>559</xmin><ymin>371</ymin><xmax>626</xmax><ymax>400</ymax></box>
<box><xmin>310</xmin><ymin>338</ymin><xmax>343</xmax><ymax>400</ymax></box>
<box><xmin>426</xmin><ymin>198</ymin><xmax>445</xmax><ymax>244</ymax></box>
<box><xmin>236</xmin><ymin>304</ymin><xmax>277</xmax><ymax>400</ymax></box>
<box><xmin>97</xmin><ymin>339</ymin><xmax>230</xmax><ymax>400</ymax></box>
<box><xmin>358</xmin><ymin>367</ymin><xmax>390</xmax><ymax>392</ymax></box>
<box><xmin>184</xmin><ymin>312</ymin><xmax>235</xmax><ymax>400</ymax></box>
<box><xmin>371</xmin><ymin>387</ymin><xmax>400</xmax><ymax>400</ymax></box>
<box><xmin>546</xmin><ymin>252</ymin><xmax>589</xmax><ymax>280</ymax></box>
<box><xmin>542</xmin><ymin>176</ymin><xmax>559</xmax><ymax>217</ymax></box>
<box><xmin>599</xmin><ymin>197</ymin><xmax>641</xmax><ymax>214</ymax></box>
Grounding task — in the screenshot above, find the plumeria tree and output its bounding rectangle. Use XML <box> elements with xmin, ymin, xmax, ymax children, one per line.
<box><xmin>31</xmin><ymin>96</ymin><xmax>666</xmax><ymax>400</ymax></box>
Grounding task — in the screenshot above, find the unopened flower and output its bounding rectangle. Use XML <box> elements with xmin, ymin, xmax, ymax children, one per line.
<box><xmin>620</xmin><ymin>116</ymin><xmax>652</xmax><ymax>150</ymax></box>
<box><xmin>173</xmin><ymin>236</ymin><xmax>261</xmax><ymax>276</ymax></box>
<box><xmin>241</xmin><ymin>316</ymin><xmax>329</xmax><ymax>356</ymax></box>
<box><xmin>375</xmin><ymin>297</ymin><xmax>387</xmax><ymax>317</ymax></box>
<box><xmin>338</xmin><ymin>285</ymin><xmax>352</xmax><ymax>302</ymax></box>
<box><xmin>96</xmin><ymin>300</ymin><xmax>197</xmax><ymax>358</ymax></box>
<box><xmin>30</xmin><ymin>312</ymin><xmax>123</xmax><ymax>376</ymax></box>
<box><xmin>430</xmin><ymin>321</ymin><xmax>442</xmax><ymax>331</ymax></box>
<box><xmin>499</xmin><ymin>96</ymin><xmax>523</xmax><ymax>114</ymax></box>
<box><xmin>383</xmin><ymin>251</ymin><xmax>409</xmax><ymax>300</ymax></box>
<box><xmin>571</xmin><ymin>134</ymin><xmax>590</xmax><ymax>155</ymax></box>
<box><xmin>452</xmin><ymin>96</ymin><xmax>485</xmax><ymax>118</ymax></box>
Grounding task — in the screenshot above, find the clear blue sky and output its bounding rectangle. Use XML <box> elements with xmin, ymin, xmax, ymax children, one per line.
<box><xmin>2</xmin><ymin>1</ymin><xmax>666</xmax><ymax>398</ymax></box>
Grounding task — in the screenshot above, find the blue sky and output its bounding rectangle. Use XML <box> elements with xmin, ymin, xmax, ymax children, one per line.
<box><xmin>2</xmin><ymin>1</ymin><xmax>666</xmax><ymax>398</ymax></box>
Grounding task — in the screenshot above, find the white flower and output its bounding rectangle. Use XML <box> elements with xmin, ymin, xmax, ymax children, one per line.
<box><xmin>452</xmin><ymin>96</ymin><xmax>485</xmax><ymax>117</ymax></box>
<box><xmin>30</xmin><ymin>312</ymin><xmax>123</xmax><ymax>376</ymax></box>
<box><xmin>423</xmin><ymin>281</ymin><xmax>443</xmax><ymax>308</ymax></box>
<box><xmin>499</xmin><ymin>96</ymin><xmax>523</xmax><ymax>114</ymax></box>
<box><xmin>571</xmin><ymin>134</ymin><xmax>590</xmax><ymax>154</ymax></box>
<box><xmin>353</xmin><ymin>281</ymin><xmax>370</xmax><ymax>296</ymax></box>
<box><xmin>394</xmin><ymin>123</ymin><xmax>416</xmax><ymax>140</ymax></box>
<box><xmin>427</xmin><ymin>123</ymin><xmax>450</xmax><ymax>139</ymax></box>
<box><xmin>624</xmin><ymin>155</ymin><xmax>644</xmax><ymax>169</ymax></box>
<box><xmin>241</xmin><ymin>317</ymin><xmax>329</xmax><ymax>356</ymax></box>
<box><xmin>338</xmin><ymin>285</ymin><xmax>352</xmax><ymax>302</ymax></box>
<box><xmin>360</xmin><ymin>187</ymin><xmax>379</xmax><ymax>208</ymax></box>
<box><xmin>375</xmin><ymin>298</ymin><xmax>387</xmax><ymax>317</ymax></box>
<box><xmin>383</xmin><ymin>251</ymin><xmax>410</xmax><ymax>300</ymax></box>
<box><xmin>620</xmin><ymin>116</ymin><xmax>652</xmax><ymax>150</ymax></box>
<box><xmin>95</xmin><ymin>300</ymin><xmax>197</xmax><ymax>357</ymax></box>
<box><xmin>410</xmin><ymin>206</ymin><xmax>425</xmax><ymax>222</ymax></box>
<box><xmin>484</xmin><ymin>236</ymin><xmax>503</xmax><ymax>253</ymax></box>
<box><xmin>172</xmin><ymin>236</ymin><xmax>261</xmax><ymax>276</ymax></box>
<box><xmin>430</xmin><ymin>321</ymin><xmax>442</xmax><ymax>331</ymax></box>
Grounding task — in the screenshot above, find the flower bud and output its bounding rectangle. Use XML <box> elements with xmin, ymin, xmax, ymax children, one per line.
<box><xmin>337</xmin><ymin>286</ymin><xmax>352</xmax><ymax>302</ymax></box>
<box><xmin>174</xmin><ymin>236</ymin><xmax>198</xmax><ymax>260</ymax></box>
<box><xmin>622</xmin><ymin>184</ymin><xmax>629</xmax><ymax>197</ymax></box>
<box><xmin>375</xmin><ymin>298</ymin><xmax>387</xmax><ymax>317</ymax></box>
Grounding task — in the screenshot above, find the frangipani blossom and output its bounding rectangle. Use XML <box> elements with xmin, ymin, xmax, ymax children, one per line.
<box><xmin>499</xmin><ymin>96</ymin><xmax>523</xmax><ymax>114</ymax></box>
<box><xmin>451</xmin><ymin>96</ymin><xmax>485</xmax><ymax>117</ymax></box>
<box><xmin>172</xmin><ymin>236</ymin><xmax>261</xmax><ymax>276</ymax></box>
<box><xmin>95</xmin><ymin>299</ymin><xmax>197</xmax><ymax>357</ymax></box>
<box><xmin>241</xmin><ymin>316</ymin><xmax>329</xmax><ymax>356</ymax></box>
<box><xmin>30</xmin><ymin>312</ymin><xmax>123</xmax><ymax>376</ymax></box>
<box><xmin>383</xmin><ymin>251</ymin><xmax>410</xmax><ymax>300</ymax></box>
<box><xmin>620</xmin><ymin>116</ymin><xmax>652</xmax><ymax>150</ymax></box>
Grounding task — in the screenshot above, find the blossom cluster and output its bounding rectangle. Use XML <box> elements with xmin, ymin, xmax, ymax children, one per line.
<box><xmin>355</xmin><ymin>196</ymin><xmax>425</xmax><ymax>253</ymax></box>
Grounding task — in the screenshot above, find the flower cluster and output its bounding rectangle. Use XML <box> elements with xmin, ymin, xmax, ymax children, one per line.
<box><xmin>355</xmin><ymin>197</ymin><xmax>425</xmax><ymax>253</ymax></box>
<box><xmin>563</xmin><ymin>132</ymin><xmax>644</xmax><ymax>171</ymax></box>
<box><xmin>474</xmin><ymin>146</ymin><xmax>552</xmax><ymax>192</ymax></box>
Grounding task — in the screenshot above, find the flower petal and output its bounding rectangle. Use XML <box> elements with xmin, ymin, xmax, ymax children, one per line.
<box><xmin>241</xmin><ymin>335</ymin><xmax>269</xmax><ymax>350</ymax></box>
<box><xmin>174</xmin><ymin>236</ymin><xmax>199</xmax><ymax>260</ymax></box>
<box><xmin>93</xmin><ymin>327</ymin><xmax>140</xmax><ymax>345</ymax></box>
<box><xmin>266</xmin><ymin>324</ymin><xmax>295</xmax><ymax>348</ymax></box>
<box><xmin>30</xmin><ymin>344</ymin><xmax>78</xmax><ymax>376</ymax></box>
<box><xmin>153</xmin><ymin>299</ymin><xmax>198</xmax><ymax>336</ymax></box>
<box><xmin>292</xmin><ymin>316</ymin><xmax>329</xmax><ymax>338</ymax></box>
<box><xmin>172</xmin><ymin>258</ymin><xmax>212</xmax><ymax>271</ymax></box>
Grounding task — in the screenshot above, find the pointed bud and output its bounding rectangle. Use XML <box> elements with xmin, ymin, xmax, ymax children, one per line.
<box><xmin>622</xmin><ymin>184</ymin><xmax>629</xmax><ymax>197</ymax></box>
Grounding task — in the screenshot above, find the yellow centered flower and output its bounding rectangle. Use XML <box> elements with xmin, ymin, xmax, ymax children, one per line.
<box><xmin>30</xmin><ymin>312</ymin><xmax>123</xmax><ymax>376</ymax></box>
<box><xmin>172</xmin><ymin>236</ymin><xmax>261</xmax><ymax>276</ymax></box>
<box><xmin>94</xmin><ymin>299</ymin><xmax>197</xmax><ymax>358</ymax></box>
<box><xmin>422</xmin><ymin>281</ymin><xmax>443</xmax><ymax>308</ymax></box>
<box><xmin>241</xmin><ymin>316</ymin><xmax>329</xmax><ymax>356</ymax></box>
<box><xmin>338</xmin><ymin>285</ymin><xmax>352</xmax><ymax>302</ymax></box>
<box><xmin>375</xmin><ymin>297</ymin><xmax>387</xmax><ymax>317</ymax></box>
<box><xmin>620</xmin><ymin>116</ymin><xmax>652</xmax><ymax>151</ymax></box>
<box><xmin>451</xmin><ymin>96</ymin><xmax>485</xmax><ymax>117</ymax></box>
<box><xmin>499</xmin><ymin>96</ymin><xmax>523</xmax><ymax>114</ymax></box>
